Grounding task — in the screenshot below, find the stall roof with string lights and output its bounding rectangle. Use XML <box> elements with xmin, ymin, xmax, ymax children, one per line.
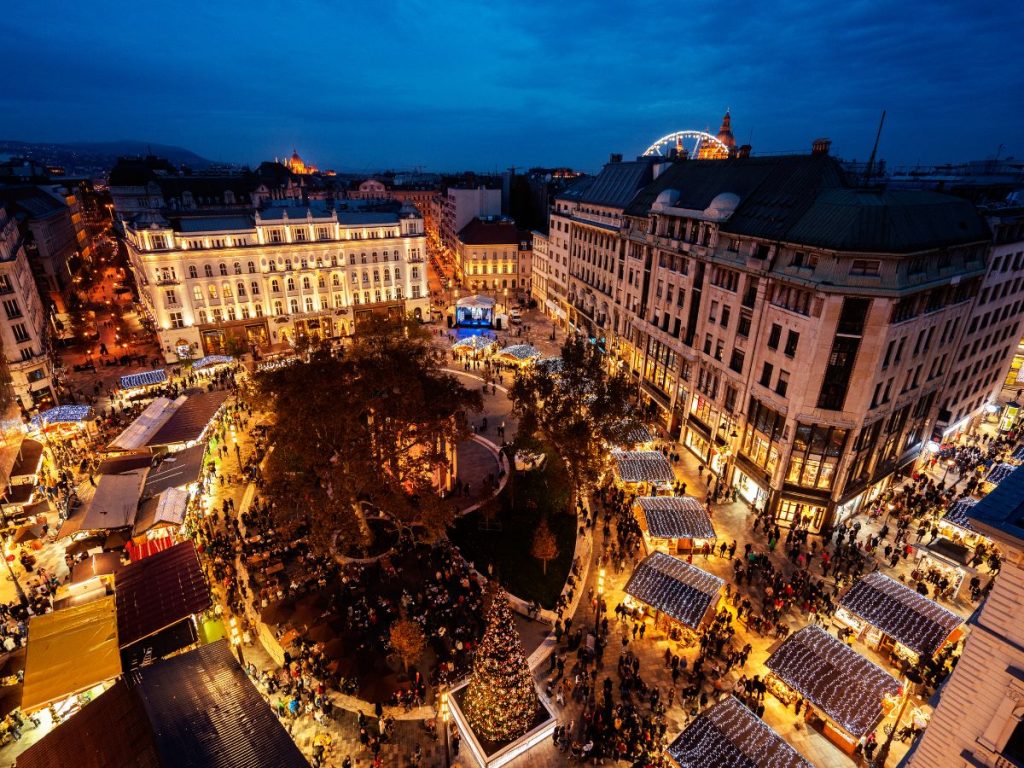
<box><xmin>624</xmin><ymin>552</ymin><xmax>723</xmax><ymax>629</ymax></box>
<box><xmin>942</xmin><ymin>497</ymin><xmax>978</xmax><ymax>532</ymax></box>
<box><xmin>765</xmin><ymin>625</ymin><xmax>901</xmax><ymax>739</ymax></box>
<box><xmin>119</xmin><ymin>369</ymin><xmax>168</xmax><ymax>390</ymax></box>
<box><xmin>612</xmin><ymin>450</ymin><xmax>675</xmax><ymax>485</ymax></box>
<box><xmin>635</xmin><ymin>496</ymin><xmax>715</xmax><ymax>540</ymax></box>
<box><xmin>838</xmin><ymin>572</ymin><xmax>962</xmax><ymax>658</ymax></box>
<box><xmin>986</xmin><ymin>462</ymin><xmax>1016</xmax><ymax>486</ymax></box>
<box><xmin>667</xmin><ymin>695</ymin><xmax>812</xmax><ymax>768</ymax></box>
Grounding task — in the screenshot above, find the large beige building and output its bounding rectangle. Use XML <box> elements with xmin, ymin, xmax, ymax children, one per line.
<box><xmin>557</xmin><ymin>149</ymin><xmax>1021</xmax><ymax>533</ymax></box>
<box><xmin>454</xmin><ymin>216</ymin><xmax>529</xmax><ymax>300</ymax></box>
<box><xmin>123</xmin><ymin>200</ymin><xmax>430</xmax><ymax>361</ymax></box>
<box><xmin>904</xmin><ymin>465</ymin><xmax>1024</xmax><ymax>767</ymax></box>
<box><xmin>0</xmin><ymin>205</ymin><xmax>57</xmax><ymax>411</ymax></box>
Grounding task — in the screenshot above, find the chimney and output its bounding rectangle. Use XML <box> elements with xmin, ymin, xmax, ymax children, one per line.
<box><xmin>812</xmin><ymin>138</ymin><xmax>832</xmax><ymax>156</ymax></box>
<box><xmin>609</xmin><ymin>153</ymin><xmax>622</xmax><ymax>164</ymax></box>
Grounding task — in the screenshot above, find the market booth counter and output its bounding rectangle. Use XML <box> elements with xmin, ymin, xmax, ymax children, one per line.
<box><xmin>667</xmin><ymin>695</ymin><xmax>812</xmax><ymax>768</ymax></box>
<box><xmin>612</xmin><ymin>450</ymin><xmax>676</xmax><ymax>494</ymax></box>
<box><xmin>624</xmin><ymin>551</ymin><xmax>723</xmax><ymax>640</ymax></box>
<box><xmin>633</xmin><ymin>495</ymin><xmax>715</xmax><ymax>555</ymax></box>
<box><xmin>836</xmin><ymin>572</ymin><xmax>963</xmax><ymax>666</ymax></box>
<box><xmin>765</xmin><ymin>625</ymin><xmax>902</xmax><ymax>755</ymax></box>
<box><xmin>917</xmin><ymin>535</ymin><xmax>980</xmax><ymax>601</ymax></box>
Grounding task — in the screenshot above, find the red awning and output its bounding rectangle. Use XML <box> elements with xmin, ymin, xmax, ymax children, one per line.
<box><xmin>126</xmin><ymin>535</ymin><xmax>175</xmax><ymax>562</ymax></box>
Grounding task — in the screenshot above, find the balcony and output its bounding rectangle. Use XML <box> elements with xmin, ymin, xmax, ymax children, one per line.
<box><xmin>155</xmin><ymin>278</ymin><xmax>180</xmax><ymax>286</ymax></box>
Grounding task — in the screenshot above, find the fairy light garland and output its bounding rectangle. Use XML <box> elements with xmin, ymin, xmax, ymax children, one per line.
<box><xmin>612</xmin><ymin>450</ymin><xmax>675</xmax><ymax>484</ymax></box>
<box><xmin>119</xmin><ymin>369</ymin><xmax>168</xmax><ymax>390</ymax></box>
<box><xmin>452</xmin><ymin>335</ymin><xmax>495</xmax><ymax>351</ymax></box>
<box><xmin>667</xmin><ymin>695</ymin><xmax>812</xmax><ymax>768</ymax></box>
<box><xmin>942</xmin><ymin>497</ymin><xmax>978</xmax><ymax>531</ymax></box>
<box><xmin>497</xmin><ymin>344</ymin><xmax>540</xmax><ymax>360</ymax></box>
<box><xmin>30</xmin><ymin>404</ymin><xmax>94</xmax><ymax>428</ymax></box>
<box><xmin>636</xmin><ymin>496</ymin><xmax>715</xmax><ymax>540</ymax></box>
<box><xmin>986</xmin><ymin>462</ymin><xmax>1015</xmax><ymax>485</ymax></box>
<box><xmin>765</xmin><ymin>625</ymin><xmax>900</xmax><ymax>738</ymax></box>
<box><xmin>838</xmin><ymin>572</ymin><xmax>962</xmax><ymax>657</ymax></box>
<box><xmin>625</xmin><ymin>552</ymin><xmax>723</xmax><ymax>629</ymax></box>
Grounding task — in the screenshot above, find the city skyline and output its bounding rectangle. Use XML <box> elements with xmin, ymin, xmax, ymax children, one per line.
<box><xmin>3</xmin><ymin>0</ymin><xmax>1022</xmax><ymax>172</ymax></box>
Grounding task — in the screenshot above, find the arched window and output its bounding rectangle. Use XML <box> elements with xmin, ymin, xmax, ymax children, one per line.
<box><xmin>383</xmin><ymin>268</ymin><xmax>390</xmax><ymax>281</ymax></box>
<box><xmin>289</xmin><ymin>298</ymin><xmax>299</xmax><ymax>313</ymax></box>
<box><xmin>394</xmin><ymin>267</ymin><xmax>400</xmax><ymax>280</ymax></box>
<box><xmin>222</xmin><ymin>283</ymin><xmax>233</xmax><ymax>299</ymax></box>
<box><xmin>271</xmin><ymin>279</ymin><xmax>280</xmax><ymax>293</ymax></box>
<box><xmin>332</xmin><ymin>274</ymin><xmax>341</xmax><ymax>287</ymax></box>
<box><xmin>287</xmin><ymin>277</ymin><xmax>296</xmax><ymax>291</ymax></box>
<box><xmin>254</xmin><ymin>304</ymin><xmax>263</xmax><ymax>317</ymax></box>
<box><xmin>237</xmin><ymin>281</ymin><xmax>246</xmax><ymax>297</ymax></box>
<box><xmin>247</xmin><ymin>261</ymin><xmax>256</xmax><ymax>274</ymax></box>
<box><xmin>204</xmin><ymin>264</ymin><xmax>213</xmax><ymax>277</ymax></box>
<box><xmin>198</xmin><ymin>309</ymin><xmax>208</xmax><ymax>323</ymax></box>
<box><xmin>219</xmin><ymin>263</ymin><xmax>228</xmax><ymax>276</ymax></box>
<box><xmin>285</xmin><ymin>259</ymin><xmax>292</xmax><ymax>270</ymax></box>
<box><xmin>305</xmin><ymin>297</ymin><xmax>314</xmax><ymax>312</ymax></box>
<box><xmin>373</xmin><ymin>270</ymin><xmax>380</xmax><ymax>283</ymax></box>
<box><xmin>251</xmin><ymin>281</ymin><xmax>260</xmax><ymax>296</ymax></box>
<box><xmin>317</xmin><ymin>275</ymin><xmax>325</xmax><ymax>288</ymax></box>
<box><xmin>302</xmin><ymin>276</ymin><xmax>311</xmax><ymax>290</ymax></box>
<box><xmin>188</xmin><ymin>265</ymin><xmax>198</xmax><ymax>279</ymax></box>
<box><xmin>273</xmin><ymin>300</ymin><xmax>283</xmax><ymax>315</ymax></box>
<box><xmin>233</xmin><ymin>262</ymin><xmax>241</xmax><ymax>275</ymax></box>
<box><xmin>193</xmin><ymin>286</ymin><xmax>203</xmax><ymax>302</ymax></box>
<box><xmin>208</xmin><ymin>284</ymin><xmax>219</xmax><ymax>299</ymax></box>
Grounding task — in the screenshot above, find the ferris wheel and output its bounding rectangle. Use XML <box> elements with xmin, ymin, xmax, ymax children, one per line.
<box><xmin>642</xmin><ymin>130</ymin><xmax>729</xmax><ymax>158</ymax></box>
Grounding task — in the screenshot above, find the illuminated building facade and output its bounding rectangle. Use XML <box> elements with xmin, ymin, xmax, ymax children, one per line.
<box><xmin>123</xmin><ymin>200</ymin><xmax>430</xmax><ymax>361</ymax></box>
<box><xmin>455</xmin><ymin>216</ymin><xmax>529</xmax><ymax>301</ymax></box>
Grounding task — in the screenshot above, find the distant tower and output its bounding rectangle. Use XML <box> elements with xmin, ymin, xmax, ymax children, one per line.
<box><xmin>675</xmin><ymin>134</ymin><xmax>684</xmax><ymax>155</ymax></box>
<box><xmin>696</xmin><ymin>111</ymin><xmax>735</xmax><ymax>159</ymax></box>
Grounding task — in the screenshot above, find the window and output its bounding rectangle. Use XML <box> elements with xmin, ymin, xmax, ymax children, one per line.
<box><xmin>11</xmin><ymin>323</ymin><xmax>29</xmax><ymax>343</ymax></box>
<box><xmin>248</xmin><ymin>261</ymin><xmax>256</xmax><ymax>274</ymax></box>
<box><xmin>273</xmin><ymin>300</ymin><xmax>283</xmax><ymax>315</ymax></box>
<box><xmin>775</xmin><ymin>370</ymin><xmax>789</xmax><ymax>397</ymax></box>
<box><xmin>850</xmin><ymin>259</ymin><xmax>881</xmax><ymax>276</ymax></box>
<box><xmin>188</xmin><ymin>265</ymin><xmax>198</xmax><ymax>279</ymax></box>
<box><xmin>302</xmin><ymin>276</ymin><xmax>311</xmax><ymax>290</ymax></box>
<box><xmin>254</xmin><ymin>304</ymin><xmax>263</xmax><ymax>317</ymax></box>
<box><xmin>219</xmin><ymin>263</ymin><xmax>228</xmax><ymax>276</ymax></box>
<box><xmin>729</xmin><ymin>348</ymin><xmax>745</xmax><ymax>374</ymax></box>
<box><xmin>317</xmin><ymin>226</ymin><xmax>329</xmax><ymax>240</ymax></box>
<box><xmin>2</xmin><ymin>299</ymin><xmax>21</xmax><ymax>319</ymax></box>
<box><xmin>760</xmin><ymin>362</ymin><xmax>774</xmax><ymax>387</ymax></box>
<box><xmin>784</xmin><ymin>330</ymin><xmax>799</xmax><ymax>357</ymax></box>
<box><xmin>193</xmin><ymin>286</ymin><xmax>203</xmax><ymax>302</ymax></box>
<box><xmin>289</xmin><ymin>298</ymin><xmax>299</xmax><ymax>313</ymax></box>
<box><xmin>269</xmin><ymin>229</ymin><xmax>283</xmax><ymax>243</ymax></box>
<box><xmin>294</xmin><ymin>228</ymin><xmax>307</xmax><ymax>242</ymax></box>
<box><xmin>233</xmin><ymin>262</ymin><xmax>242</xmax><ymax>275</ymax></box>
<box><xmin>767</xmin><ymin>323</ymin><xmax>781</xmax><ymax>349</ymax></box>
<box><xmin>164</xmin><ymin>290</ymin><xmax>177</xmax><ymax>306</ymax></box>
<box><xmin>286</xmin><ymin>277</ymin><xmax>296</xmax><ymax>291</ymax></box>
<box><xmin>204</xmin><ymin>264</ymin><xmax>213</xmax><ymax>277</ymax></box>
<box><xmin>305</xmin><ymin>297</ymin><xmax>314</xmax><ymax>312</ymax></box>
<box><xmin>720</xmin><ymin>306</ymin><xmax>730</xmax><ymax>329</ymax></box>
<box><xmin>737</xmin><ymin>312</ymin><xmax>751</xmax><ymax>338</ymax></box>
<box><xmin>208</xmin><ymin>284</ymin><xmax>218</xmax><ymax>300</ymax></box>
<box><xmin>151</xmin><ymin>234</ymin><xmax>167</xmax><ymax>250</ymax></box>
<box><xmin>222</xmin><ymin>284</ymin><xmax>233</xmax><ymax>299</ymax></box>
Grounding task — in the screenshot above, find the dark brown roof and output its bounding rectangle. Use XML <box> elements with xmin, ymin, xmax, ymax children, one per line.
<box><xmin>115</xmin><ymin>541</ymin><xmax>211</xmax><ymax>647</ymax></box>
<box><xmin>10</xmin><ymin>439</ymin><xmax>43</xmax><ymax>477</ymax></box>
<box><xmin>132</xmin><ymin>641</ymin><xmax>310</xmax><ymax>768</ymax></box>
<box><xmin>457</xmin><ymin>217</ymin><xmax>521</xmax><ymax>246</ymax></box>
<box><xmin>97</xmin><ymin>451</ymin><xmax>154</xmax><ymax>475</ymax></box>
<box><xmin>146</xmin><ymin>390</ymin><xmax>229</xmax><ymax>447</ymax></box>
<box><xmin>16</xmin><ymin>680</ymin><xmax>161</xmax><ymax>768</ymax></box>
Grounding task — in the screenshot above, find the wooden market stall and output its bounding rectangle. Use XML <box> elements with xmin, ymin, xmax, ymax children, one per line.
<box><xmin>634</xmin><ymin>495</ymin><xmax>715</xmax><ymax>554</ymax></box>
<box><xmin>836</xmin><ymin>571</ymin><xmax>963</xmax><ymax>665</ymax></box>
<box><xmin>983</xmin><ymin>461</ymin><xmax>1016</xmax><ymax>492</ymax></box>
<box><xmin>612</xmin><ymin>450</ymin><xmax>676</xmax><ymax>494</ymax></box>
<box><xmin>624</xmin><ymin>551</ymin><xmax>723</xmax><ymax>638</ymax></box>
<box><xmin>666</xmin><ymin>695</ymin><xmax>812</xmax><ymax>768</ymax></box>
<box><xmin>765</xmin><ymin>625</ymin><xmax>902</xmax><ymax>755</ymax></box>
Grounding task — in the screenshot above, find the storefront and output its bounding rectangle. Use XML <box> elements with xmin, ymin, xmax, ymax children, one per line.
<box><xmin>732</xmin><ymin>465</ymin><xmax>768</xmax><ymax>511</ymax></box>
<box><xmin>776</xmin><ymin>495</ymin><xmax>828</xmax><ymax>533</ymax></box>
<box><xmin>684</xmin><ymin>428</ymin><xmax>711</xmax><ymax>465</ymax></box>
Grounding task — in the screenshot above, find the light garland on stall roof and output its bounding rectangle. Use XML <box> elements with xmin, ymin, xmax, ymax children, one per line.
<box><xmin>612</xmin><ymin>450</ymin><xmax>675</xmax><ymax>484</ymax></box>
<box><xmin>986</xmin><ymin>462</ymin><xmax>1015</xmax><ymax>485</ymax></box>
<box><xmin>30</xmin><ymin>404</ymin><xmax>94</xmax><ymax>428</ymax></box>
<box><xmin>119</xmin><ymin>368</ymin><xmax>168</xmax><ymax>390</ymax></box>
<box><xmin>452</xmin><ymin>335</ymin><xmax>495</xmax><ymax>351</ymax></box>
<box><xmin>636</xmin><ymin>496</ymin><xmax>715</xmax><ymax>540</ymax></box>
<box><xmin>497</xmin><ymin>344</ymin><xmax>540</xmax><ymax>360</ymax></box>
<box><xmin>667</xmin><ymin>696</ymin><xmax>812</xmax><ymax>768</ymax></box>
<box><xmin>625</xmin><ymin>552</ymin><xmax>723</xmax><ymax>629</ymax></box>
<box><xmin>838</xmin><ymin>572</ymin><xmax>962</xmax><ymax>657</ymax></box>
<box><xmin>765</xmin><ymin>625</ymin><xmax>900</xmax><ymax>738</ymax></box>
<box><xmin>942</xmin><ymin>497</ymin><xmax>978</xmax><ymax>531</ymax></box>
<box><xmin>1012</xmin><ymin>444</ymin><xmax>1024</xmax><ymax>463</ymax></box>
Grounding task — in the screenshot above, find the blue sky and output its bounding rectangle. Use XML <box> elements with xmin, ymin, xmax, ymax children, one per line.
<box><xmin>3</xmin><ymin>0</ymin><xmax>1022</xmax><ymax>172</ymax></box>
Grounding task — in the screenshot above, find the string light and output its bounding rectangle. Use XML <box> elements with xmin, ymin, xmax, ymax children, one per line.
<box><xmin>119</xmin><ymin>369</ymin><xmax>168</xmax><ymax>390</ymax></box>
<box><xmin>452</xmin><ymin>335</ymin><xmax>494</xmax><ymax>351</ymax></box>
<box><xmin>30</xmin><ymin>404</ymin><xmax>93</xmax><ymax>428</ymax></box>
<box><xmin>192</xmin><ymin>354</ymin><xmax>234</xmax><ymax>369</ymax></box>
<box><xmin>625</xmin><ymin>552</ymin><xmax>723</xmax><ymax>629</ymax></box>
<box><xmin>612</xmin><ymin>450</ymin><xmax>675</xmax><ymax>484</ymax></box>
<box><xmin>1012</xmin><ymin>444</ymin><xmax>1024</xmax><ymax>463</ymax></box>
<box><xmin>636</xmin><ymin>496</ymin><xmax>715</xmax><ymax>540</ymax></box>
<box><xmin>838</xmin><ymin>572</ymin><xmax>961</xmax><ymax>657</ymax></box>
<box><xmin>667</xmin><ymin>695</ymin><xmax>812</xmax><ymax>768</ymax></box>
<box><xmin>462</xmin><ymin>590</ymin><xmax>539</xmax><ymax>743</ymax></box>
<box><xmin>942</xmin><ymin>497</ymin><xmax>978</xmax><ymax>531</ymax></box>
<box><xmin>496</xmin><ymin>344</ymin><xmax>540</xmax><ymax>360</ymax></box>
<box><xmin>765</xmin><ymin>625</ymin><xmax>900</xmax><ymax>738</ymax></box>
<box><xmin>986</xmin><ymin>462</ymin><xmax>1015</xmax><ymax>485</ymax></box>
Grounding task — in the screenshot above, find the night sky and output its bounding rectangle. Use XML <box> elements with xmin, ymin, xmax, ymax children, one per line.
<box><xmin>3</xmin><ymin>0</ymin><xmax>1022</xmax><ymax>172</ymax></box>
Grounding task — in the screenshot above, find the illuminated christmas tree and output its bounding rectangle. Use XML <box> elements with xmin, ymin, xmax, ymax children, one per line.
<box><xmin>462</xmin><ymin>589</ymin><xmax>539</xmax><ymax>742</ymax></box>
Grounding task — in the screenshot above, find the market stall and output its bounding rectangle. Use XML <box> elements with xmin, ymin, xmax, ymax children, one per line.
<box><xmin>633</xmin><ymin>496</ymin><xmax>715</xmax><ymax>554</ymax></box>
<box><xmin>666</xmin><ymin>695</ymin><xmax>812</xmax><ymax>768</ymax></box>
<box><xmin>57</xmin><ymin>468</ymin><xmax>148</xmax><ymax>540</ymax></box>
<box><xmin>451</xmin><ymin>334</ymin><xmax>496</xmax><ymax>356</ymax></box>
<box><xmin>454</xmin><ymin>294</ymin><xmax>496</xmax><ymax>327</ymax></box>
<box><xmin>21</xmin><ymin>595</ymin><xmax>123</xmax><ymax>713</ymax></box>
<box><xmin>624</xmin><ymin>551</ymin><xmax>723</xmax><ymax>638</ymax></box>
<box><xmin>764</xmin><ymin>625</ymin><xmax>902</xmax><ymax>754</ymax></box>
<box><xmin>191</xmin><ymin>354</ymin><xmax>234</xmax><ymax>371</ymax></box>
<box><xmin>495</xmin><ymin>344</ymin><xmax>541</xmax><ymax>366</ymax></box>
<box><xmin>29</xmin><ymin>404</ymin><xmax>94</xmax><ymax>432</ymax></box>
<box><xmin>611</xmin><ymin>450</ymin><xmax>675</xmax><ymax>493</ymax></box>
<box><xmin>983</xmin><ymin>461</ymin><xmax>1016</xmax><ymax>492</ymax></box>
<box><xmin>916</xmin><ymin>537</ymin><xmax>977</xmax><ymax>601</ymax></box>
<box><xmin>836</xmin><ymin>572</ymin><xmax>963</xmax><ymax>664</ymax></box>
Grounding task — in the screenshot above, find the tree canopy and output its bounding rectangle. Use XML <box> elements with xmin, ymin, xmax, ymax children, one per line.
<box><xmin>255</xmin><ymin>317</ymin><xmax>482</xmax><ymax>553</ymax></box>
<box><xmin>509</xmin><ymin>333</ymin><xmax>636</xmax><ymax>507</ymax></box>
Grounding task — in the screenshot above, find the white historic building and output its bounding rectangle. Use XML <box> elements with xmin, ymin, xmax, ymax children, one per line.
<box><xmin>123</xmin><ymin>200</ymin><xmax>430</xmax><ymax>361</ymax></box>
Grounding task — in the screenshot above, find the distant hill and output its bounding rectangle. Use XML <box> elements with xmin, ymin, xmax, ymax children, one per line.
<box><xmin>0</xmin><ymin>139</ymin><xmax>216</xmax><ymax>177</ymax></box>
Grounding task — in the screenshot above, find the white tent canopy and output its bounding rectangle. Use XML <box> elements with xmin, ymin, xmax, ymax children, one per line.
<box><xmin>108</xmin><ymin>396</ymin><xmax>184</xmax><ymax>451</ymax></box>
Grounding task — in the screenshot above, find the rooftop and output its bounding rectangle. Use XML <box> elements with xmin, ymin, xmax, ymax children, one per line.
<box><xmin>967</xmin><ymin>463</ymin><xmax>1024</xmax><ymax>545</ymax></box>
<box><xmin>625</xmin><ymin>552</ymin><xmax>723</xmax><ymax>629</ymax></box>
<box><xmin>457</xmin><ymin>216</ymin><xmax>521</xmax><ymax>246</ymax></box>
<box><xmin>611</xmin><ymin>450</ymin><xmax>676</xmax><ymax>484</ymax></box>
<box><xmin>765</xmin><ymin>625</ymin><xmax>901</xmax><ymax>738</ymax></box>
<box><xmin>576</xmin><ymin>159</ymin><xmax>654</xmax><ymax>209</ymax></box>
<box><xmin>635</xmin><ymin>495</ymin><xmax>715</xmax><ymax>540</ymax></box>
<box><xmin>838</xmin><ymin>572</ymin><xmax>962</xmax><ymax>657</ymax></box>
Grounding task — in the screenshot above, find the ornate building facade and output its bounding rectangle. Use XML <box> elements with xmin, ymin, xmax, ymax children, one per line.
<box><xmin>123</xmin><ymin>200</ymin><xmax>430</xmax><ymax>361</ymax></box>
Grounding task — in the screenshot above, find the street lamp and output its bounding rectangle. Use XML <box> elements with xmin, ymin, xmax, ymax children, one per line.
<box><xmin>942</xmin><ymin>458</ymin><xmax>955</xmax><ymax>484</ymax></box>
